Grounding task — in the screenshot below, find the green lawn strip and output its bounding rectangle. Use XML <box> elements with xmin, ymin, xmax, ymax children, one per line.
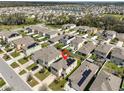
<box><xmin>11</xmin><ymin>51</ymin><xmax>20</xmax><ymax>58</ymax></box>
<box><xmin>26</xmin><ymin>63</ymin><xmax>37</xmax><ymax>71</ymax></box>
<box><xmin>0</xmin><ymin>78</ymin><xmax>6</xmax><ymax>88</ymax></box>
<box><xmin>104</xmin><ymin>61</ymin><xmax>124</xmax><ymax>77</ymax></box>
<box><xmin>10</xmin><ymin>62</ymin><xmax>19</xmax><ymax>68</ymax></box>
<box><xmin>34</xmin><ymin>69</ymin><xmax>50</xmax><ymax>81</ymax></box>
<box><xmin>49</xmin><ymin>79</ymin><xmax>67</xmax><ymax>91</ymax></box>
<box><xmin>18</xmin><ymin>57</ymin><xmax>29</xmax><ymax>65</ymax></box>
<box><xmin>0</xmin><ymin>49</ymin><xmax>4</xmax><ymax>54</ymax></box>
<box><xmin>27</xmin><ymin>77</ymin><xmax>39</xmax><ymax>87</ymax></box>
<box><xmin>19</xmin><ymin>69</ymin><xmax>27</xmax><ymax>75</ymax></box>
<box><xmin>3</xmin><ymin>54</ymin><xmax>11</xmax><ymax>61</ymax></box>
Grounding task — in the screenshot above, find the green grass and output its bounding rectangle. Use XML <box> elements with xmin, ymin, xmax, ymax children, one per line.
<box><xmin>18</xmin><ymin>57</ymin><xmax>29</xmax><ymax>65</ymax></box>
<box><xmin>90</xmin><ymin>54</ymin><xmax>98</xmax><ymax>61</ymax></box>
<box><xmin>19</xmin><ymin>69</ymin><xmax>27</xmax><ymax>75</ymax></box>
<box><xmin>41</xmin><ymin>42</ymin><xmax>49</xmax><ymax>48</ymax></box>
<box><xmin>27</xmin><ymin>77</ymin><xmax>39</xmax><ymax>87</ymax></box>
<box><xmin>49</xmin><ymin>79</ymin><xmax>67</xmax><ymax>91</ymax></box>
<box><xmin>0</xmin><ymin>78</ymin><xmax>6</xmax><ymax>88</ymax></box>
<box><xmin>122</xmin><ymin>81</ymin><xmax>124</xmax><ymax>89</ymax></box>
<box><xmin>0</xmin><ymin>49</ymin><xmax>4</xmax><ymax>54</ymax></box>
<box><xmin>10</xmin><ymin>62</ymin><xmax>19</xmax><ymax>68</ymax></box>
<box><xmin>11</xmin><ymin>51</ymin><xmax>20</xmax><ymax>58</ymax></box>
<box><xmin>3</xmin><ymin>54</ymin><xmax>11</xmax><ymax>61</ymax></box>
<box><xmin>104</xmin><ymin>61</ymin><xmax>124</xmax><ymax>77</ymax></box>
<box><xmin>34</xmin><ymin>69</ymin><xmax>50</xmax><ymax>81</ymax></box>
<box><xmin>26</xmin><ymin>63</ymin><xmax>37</xmax><ymax>71</ymax></box>
<box><xmin>54</xmin><ymin>43</ymin><xmax>65</xmax><ymax>50</ymax></box>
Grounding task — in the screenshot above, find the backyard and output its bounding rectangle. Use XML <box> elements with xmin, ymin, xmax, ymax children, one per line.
<box><xmin>18</xmin><ymin>57</ymin><xmax>29</xmax><ymax>65</ymax></box>
<box><xmin>103</xmin><ymin>61</ymin><xmax>124</xmax><ymax>77</ymax></box>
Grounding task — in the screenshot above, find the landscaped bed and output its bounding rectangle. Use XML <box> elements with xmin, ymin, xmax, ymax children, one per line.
<box><xmin>18</xmin><ymin>57</ymin><xmax>29</xmax><ymax>65</ymax></box>
<box><xmin>34</xmin><ymin>68</ymin><xmax>50</xmax><ymax>81</ymax></box>
<box><xmin>10</xmin><ymin>62</ymin><xmax>19</xmax><ymax>68</ymax></box>
<box><xmin>41</xmin><ymin>42</ymin><xmax>49</xmax><ymax>48</ymax></box>
<box><xmin>19</xmin><ymin>69</ymin><xmax>27</xmax><ymax>75</ymax></box>
<box><xmin>0</xmin><ymin>78</ymin><xmax>6</xmax><ymax>88</ymax></box>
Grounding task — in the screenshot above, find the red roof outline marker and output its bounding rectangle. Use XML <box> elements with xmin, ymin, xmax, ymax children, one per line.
<box><xmin>61</xmin><ymin>49</ymin><xmax>70</xmax><ymax>60</ymax></box>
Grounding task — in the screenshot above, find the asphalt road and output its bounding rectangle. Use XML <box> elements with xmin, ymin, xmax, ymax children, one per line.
<box><xmin>0</xmin><ymin>58</ymin><xmax>32</xmax><ymax>91</ymax></box>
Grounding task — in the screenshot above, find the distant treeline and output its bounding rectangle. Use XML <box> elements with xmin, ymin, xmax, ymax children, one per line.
<box><xmin>0</xmin><ymin>1</ymin><xmax>124</xmax><ymax>7</ymax></box>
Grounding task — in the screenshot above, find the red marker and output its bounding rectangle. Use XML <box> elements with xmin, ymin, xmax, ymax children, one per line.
<box><xmin>61</xmin><ymin>49</ymin><xmax>70</xmax><ymax>60</ymax></box>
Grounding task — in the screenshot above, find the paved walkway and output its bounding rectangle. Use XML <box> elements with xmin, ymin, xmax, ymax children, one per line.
<box><xmin>0</xmin><ymin>58</ymin><xmax>32</xmax><ymax>91</ymax></box>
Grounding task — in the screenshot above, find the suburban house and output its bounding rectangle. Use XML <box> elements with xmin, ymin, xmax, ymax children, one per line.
<box><xmin>45</xmin><ymin>31</ymin><xmax>59</xmax><ymax>38</ymax></box>
<box><xmin>89</xmin><ymin>70</ymin><xmax>122</xmax><ymax>91</ymax></box>
<box><xmin>12</xmin><ymin>36</ymin><xmax>41</xmax><ymax>56</ymax></box>
<box><xmin>32</xmin><ymin>46</ymin><xmax>61</xmax><ymax>68</ymax></box>
<box><xmin>0</xmin><ymin>31</ymin><xmax>22</xmax><ymax>42</ymax></box>
<box><xmin>27</xmin><ymin>25</ymin><xmax>50</xmax><ymax>36</ymax></box>
<box><xmin>70</xmin><ymin>37</ymin><xmax>85</xmax><ymax>51</ymax></box>
<box><xmin>78</xmin><ymin>42</ymin><xmax>96</xmax><ymax>56</ymax></box>
<box><xmin>76</xmin><ymin>26</ymin><xmax>90</xmax><ymax>34</ymax></box>
<box><xmin>94</xmin><ymin>44</ymin><xmax>113</xmax><ymax>58</ymax></box>
<box><xmin>110</xmin><ymin>47</ymin><xmax>124</xmax><ymax>66</ymax></box>
<box><xmin>59</xmin><ymin>35</ymin><xmax>75</xmax><ymax>45</ymax></box>
<box><xmin>50</xmin><ymin>58</ymin><xmax>77</xmax><ymax>77</ymax></box>
<box><xmin>62</xmin><ymin>24</ymin><xmax>76</xmax><ymax>30</ymax></box>
<box><xmin>49</xmin><ymin>35</ymin><xmax>64</xmax><ymax>44</ymax></box>
<box><xmin>104</xmin><ymin>30</ymin><xmax>117</xmax><ymax>39</ymax></box>
<box><xmin>68</xmin><ymin>61</ymin><xmax>99</xmax><ymax>91</ymax></box>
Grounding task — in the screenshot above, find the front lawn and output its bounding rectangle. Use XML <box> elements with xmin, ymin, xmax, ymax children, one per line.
<box><xmin>104</xmin><ymin>61</ymin><xmax>124</xmax><ymax>77</ymax></box>
<box><xmin>27</xmin><ymin>77</ymin><xmax>39</xmax><ymax>87</ymax></box>
<box><xmin>18</xmin><ymin>57</ymin><xmax>29</xmax><ymax>65</ymax></box>
<box><xmin>10</xmin><ymin>62</ymin><xmax>19</xmax><ymax>68</ymax></box>
<box><xmin>19</xmin><ymin>69</ymin><xmax>27</xmax><ymax>75</ymax></box>
<box><xmin>26</xmin><ymin>63</ymin><xmax>37</xmax><ymax>71</ymax></box>
<box><xmin>34</xmin><ymin>69</ymin><xmax>50</xmax><ymax>81</ymax></box>
<box><xmin>49</xmin><ymin>79</ymin><xmax>66</xmax><ymax>91</ymax></box>
<box><xmin>3</xmin><ymin>54</ymin><xmax>11</xmax><ymax>61</ymax></box>
<box><xmin>0</xmin><ymin>78</ymin><xmax>6</xmax><ymax>88</ymax></box>
<box><xmin>11</xmin><ymin>51</ymin><xmax>20</xmax><ymax>58</ymax></box>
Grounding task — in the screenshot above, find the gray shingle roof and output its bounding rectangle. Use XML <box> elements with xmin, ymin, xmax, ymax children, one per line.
<box><xmin>78</xmin><ymin>42</ymin><xmax>96</xmax><ymax>55</ymax></box>
<box><xmin>32</xmin><ymin>46</ymin><xmax>60</xmax><ymax>63</ymax></box>
<box><xmin>111</xmin><ymin>47</ymin><xmax>124</xmax><ymax>60</ymax></box>
<box><xmin>95</xmin><ymin>44</ymin><xmax>113</xmax><ymax>54</ymax></box>
<box><xmin>12</xmin><ymin>36</ymin><xmax>36</xmax><ymax>50</ymax></box>
<box><xmin>68</xmin><ymin>61</ymin><xmax>99</xmax><ymax>91</ymax></box>
<box><xmin>90</xmin><ymin>70</ymin><xmax>122</xmax><ymax>91</ymax></box>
